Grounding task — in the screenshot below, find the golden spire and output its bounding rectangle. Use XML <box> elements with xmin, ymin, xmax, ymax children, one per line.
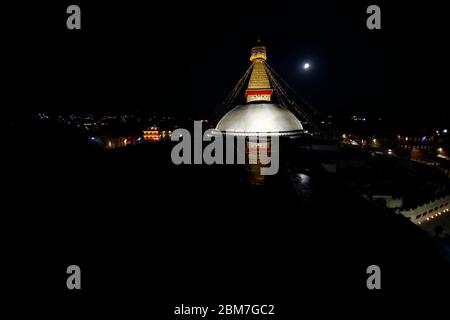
<box><xmin>245</xmin><ymin>41</ymin><xmax>273</xmax><ymax>103</ymax></box>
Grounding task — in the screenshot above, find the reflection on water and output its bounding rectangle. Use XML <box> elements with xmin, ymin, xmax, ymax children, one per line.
<box><xmin>244</xmin><ymin>162</ymin><xmax>313</xmax><ymax>204</ymax></box>
<box><xmin>290</xmin><ymin>172</ymin><xmax>312</xmax><ymax>202</ymax></box>
<box><xmin>245</xmin><ymin>164</ymin><xmax>266</xmax><ymax>186</ymax></box>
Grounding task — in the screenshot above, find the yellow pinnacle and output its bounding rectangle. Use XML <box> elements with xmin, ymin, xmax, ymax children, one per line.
<box><xmin>246</xmin><ymin>43</ymin><xmax>272</xmax><ymax>102</ymax></box>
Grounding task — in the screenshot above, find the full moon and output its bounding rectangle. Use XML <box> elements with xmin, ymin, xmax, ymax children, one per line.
<box><xmin>303</xmin><ymin>62</ymin><xmax>310</xmax><ymax>70</ymax></box>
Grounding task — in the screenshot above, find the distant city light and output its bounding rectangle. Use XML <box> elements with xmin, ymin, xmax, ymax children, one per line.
<box><xmin>351</xmin><ymin>115</ymin><xmax>366</xmax><ymax>122</ymax></box>
<box><xmin>443</xmin><ymin>129</ymin><xmax>448</xmax><ymax>133</ymax></box>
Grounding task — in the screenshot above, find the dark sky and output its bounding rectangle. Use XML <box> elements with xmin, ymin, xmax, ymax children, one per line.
<box><xmin>4</xmin><ymin>1</ymin><xmax>449</xmax><ymax>121</ymax></box>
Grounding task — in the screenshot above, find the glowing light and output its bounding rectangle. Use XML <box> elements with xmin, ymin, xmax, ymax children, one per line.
<box><xmin>303</xmin><ymin>62</ymin><xmax>310</xmax><ymax>70</ymax></box>
<box><xmin>438</xmin><ymin>147</ymin><xmax>443</xmax><ymax>152</ymax></box>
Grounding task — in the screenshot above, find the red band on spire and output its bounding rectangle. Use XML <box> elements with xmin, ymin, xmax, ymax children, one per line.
<box><xmin>245</xmin><ymin>89</ymin><xmax>273</xmax><ymax>97</ymax></box>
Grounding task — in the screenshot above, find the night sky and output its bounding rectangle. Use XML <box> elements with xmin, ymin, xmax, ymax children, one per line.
<box><xmin>3</xmin><ymin>2</ymin><xmax>450</xmax><ymax>303</ymax></box>
<box><xmin>5</xmin><ymin>1</ymin><xmax>449</xmax><ymax>123</ymax></box>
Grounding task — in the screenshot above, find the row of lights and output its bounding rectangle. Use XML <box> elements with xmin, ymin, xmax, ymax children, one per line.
<box><xmin>344</xmin><ymin>134</ymin><xmax>445</xmax><ymax>153</ymax></box>
<box><xmin>346</xmin><ymin>130</ymin><xmax>448</xmax><ymax>138</ymax></box>
<box><xmin>418</xmin><ymin>208</ymin><xmax>449</xmax><ymax>225</ymax></box>
<box><xmin>341</xmin><ymin>134</ymin><xmax>378</xmax><ymax>143</ymax></box>
<box><xmin>341</xmin><ymin>134</ymin><xmax>447</xmax><ymax>158</ymax></box>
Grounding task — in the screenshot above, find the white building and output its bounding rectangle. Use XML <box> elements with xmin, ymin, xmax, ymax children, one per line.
<box><xmin>397</xmin><ymin>195</ymin><xmax>450</xmax><ymax>225</ymax></box>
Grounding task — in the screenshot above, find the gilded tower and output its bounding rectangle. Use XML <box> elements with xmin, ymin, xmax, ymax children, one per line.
<box><xmin>245</xmin><ymin>42</ymin><xmax>273</xmax><ymax>103</ymax></box>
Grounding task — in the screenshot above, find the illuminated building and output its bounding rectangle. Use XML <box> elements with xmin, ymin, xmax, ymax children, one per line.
<box><xmin>143</xmin><ymin>127</ymin><xmax>161</xmax><ymax>141</ymax></box>
<box><xmin>215</xmin><ymin>41</ymin><xmax>303</xmax><ymax>136</ymax></box>
<box><xmin>398</xmin><ymin>195</ymin><xmax>450</xmax><ymax>225</ymax></box>
<box><xmin>102</xmin><ymin>136</ymin><xmax>134</xmax><ymax>149</ymax></box>
<box><xmin>214</xmin><ymin>41</ymin><xmax>303</xmax><ymax>182</ymax></box>
<box><xmin>143</xmin><ymin>126</ymin><xmax>173</xmax><ymax>141</ymax></box>
<box><xmin>396</xmin><ymin>134</ymin><xmax>437</xmax><ymax>160</ymax></box>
